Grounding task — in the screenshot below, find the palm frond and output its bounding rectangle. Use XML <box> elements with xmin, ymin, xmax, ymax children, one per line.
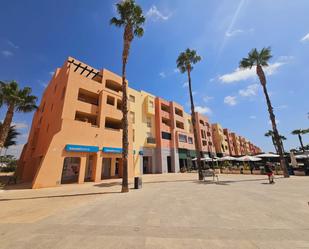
<box><xmin>134</xmin><ymin>26</ymin><xmax>144</xmax><ymax>37</ymax></box>
<box><xmin>176</xmin><ymin>48</ymin><xmax>201</xmax><ymax>74</ymax></box>
<box><xmin>110</xmin><ymin>0</ymin><xmax>145</xmax><ymax>39</ymax></box>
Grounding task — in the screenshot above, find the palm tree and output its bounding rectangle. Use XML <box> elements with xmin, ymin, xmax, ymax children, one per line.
<box><xmin>264</xmin><ymin>130</ymin><xmax>286</xmax><ymax>153</ymax></box>
<box><xmin>176</xmin><ymin>48</ymin><xmax>203</xmax><ymax>180</ymax></box>
<box><xmin>0</xmin><ymin>124</ymin><xmax>20</xmax><ymax>155</ymax></box>
<box><xmin>0</xmin><ymin>81</ymin><xmax>37</xmax><ymax>148</ymax></box>
<box><xmin>240</xmin><ymin>48</ymin><xmax>289</xmax><ymax>177</ymax></box>
<box><xmin>110</xmin><ymin>0</ymin><xmax>145</xmax><ymax>192</ymax></box>
<box><xmin>291</xmin><ymin>129</ymin><xmax>309</xmax><ymax>152</ymax></box>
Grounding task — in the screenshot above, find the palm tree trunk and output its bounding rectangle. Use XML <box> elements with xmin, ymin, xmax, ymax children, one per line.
<box><xmin>280</xmin><ymin>140</ymin><xmax>285</xmax><ymax>154</ymax></box>
<box><xmin>0</xmin><ymin>105</ymin><xmax>15</xmax><ymax>148</ymax></box>
<box><xmin>257</xmin><ymin>65</ymin><xmax>289</xmax><ymax>177</ymax></box>
<box><xmin>120</xmin><ymin>26</ymin><xmax>133</xmax><ymax>193</ymax></box>
<box><xmin>187</xmin><ymin>68</ymin><xmax>203</xmax><ymax>180</ymax></box>
<box><xmin>271</xmin><ymin>136</ymin><xmax>278</xmax><ymax>153</ymax></box>
<box><xmin>298</xmin><ymin>134</ymin><xmax>305</xmax><ymax>152</ymax></box>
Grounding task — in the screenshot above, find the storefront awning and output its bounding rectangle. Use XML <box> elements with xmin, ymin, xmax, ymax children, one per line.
<box><xmin>65</xmin><ymin>144</ymin><xmax>99</xmax><ymax>152</ymax></box>
<box><xmin>102</xmin><ymin>147</ymin><xmax>122</xmax><ymax>153</ymax></box>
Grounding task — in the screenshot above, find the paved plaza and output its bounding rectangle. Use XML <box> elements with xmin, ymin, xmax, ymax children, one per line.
<box><xmin>0</xmin><ymin>173</ymin><xmax>308</xmax><ymax>249</ymax></box>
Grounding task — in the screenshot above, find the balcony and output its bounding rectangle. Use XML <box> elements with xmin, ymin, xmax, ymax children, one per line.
<box><xmin>105</xmin><ymin>80</ymin><xmax>122</xmax><ymax>94</ymax></box>
<box><xmin>78</xmin><ymin>89</ymin><xmax>99</xmax><ymax>106</ymax></box>
<box><xmin>146</xmin><ymin>137</ymin><xmax>156</xmax><ymax>144</ymax></box>
<box><xmin>162</xmin><ymin>117</ymin><xmax>171</xmax><ymax>127</ymax></box>
<box><xmin>105</xmin><ymin>117</ymin><xmax>122</xmax><ymax>130</ymax></box>
<box><xmin>75</xmin><ymin>111</ymin><xmax>98</xmax><ymax>127</ymax></box>
<box><xmin>161</xmin><ymin>104</ymin><xmax>170</xmax><ymax>113</ymax></box>
<box><xmin>175</xmin><ymin>107</ymin><xmax>183</xmax><ymax>117</ymax></box>
<box><xmin>176</xmin><ymin>121</ymin><xmax>184</xmax><ymax>130</ymax></box>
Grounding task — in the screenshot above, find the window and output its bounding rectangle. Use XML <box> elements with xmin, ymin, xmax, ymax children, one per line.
<box><xmin>146</xmin><ymin>117</ymin><xmax>151</xmax><ymax>127</ymax></box>
<box><xmin>201</xmin><ymin>130</ymin><xmax>205</xmax><ymax>139</ymax></box>
<box><xmin>175</xmin><ymin>107</ymin><xmax>183</xmax><ymax>117</ymax></box>
<box><xmin>133</xmin><ymin>129</ymin><xmax>135</xmax><ymax>142</ymax></box>
<box><xmin>129</xmin><ymin>95</ymin><xmax>135</xmax><ymax>102</ymax></box>
<box><xmin>106</xmin><ymin>95</ymin><xmax>115</xmax><ymax>106</ymax></box>
<box><xmin>46</xmin><ymin>124</ymin><xmax>49</xmax><ymax>132</ymax></box>
<box><xmin>207</xmin><ymin>132</ymin><xmax>211</xmax><ymax>137</ymax></box>
<box><xmin>176</xmin><ymin>121</ymin><xmax>184</xmax><ymax>129</ymax></box>
<box><xmin>61</xmin><ymin>157</ymin><xmax>81</xmax><ymax>184</ymax></box>
<box><xmin>147</xmin><ymin>133</ymin><xmax>155</xmax><ymax>144</ymax></box>
<box><xmin>130</xmin><ymin>111</ymin><xmax>135</xmax><ymax>124</ymax></box>
<box><xmin>75</xmin><ymin>111</ymin><xmax>98</xmax><ymax>127</ymax></box>
<box><xmin>149</xmin><ymin>100</ymin><xmax>154</xmax><ymax>108</ymax></box>
<box><xmin>78</xmin><ymin>89</ymin><xmax>99</xmax><ymax>105</ymax></box>
<box><xmin>161</xmin><ymin>117</ymin><xmax>171</xmax><ymax>126</ymax></box>
<box><xmin>54</xmin><ymin>84</ymin><xmax>57</xmax><ymax>93</ymax></box>
<box><xmin>161</xmin><ymin>104</ymin><xmax>170</xmax><ymax>113</ymax></box>
<box><xmin>105</xmin><ymin>80</ymin><xmax>122</xmax><ymax>92</ymax></box>
<box><xmin>202</xmin><ymin>140</ymin><xmax>207</xmax><ymax>146</ymax></box>
<box><xmin>161</xmin><ymin>132</ymin><xmax>171</xmax><ymax>140</ymax></box>
<box><xmin>179</xmin><ymin>134</ymin><xmax>187</xmax><ymax>143</ymax></box>
<box><xmin>199</xmin><ymin>120</ymin><xmax>204</xmax><ymax>126</ymax></box>
<box><xmin>188</xmin><ymin>137</ymin><xmax>193</xmax><ymax>144</ymax></box>
<box><xmin>105</xmin><ymin>117</ymin><xmax>122</xmax><ymax>130</ymax></box>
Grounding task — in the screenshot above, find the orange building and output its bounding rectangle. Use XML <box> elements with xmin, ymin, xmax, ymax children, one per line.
<box><xmin>195</xmin><ymin>112</ymin><xmax>216</xmax><ymax>158</ymax></box>
<box><xmin>18</xmin><ymin>57</ymin><xmax>133</xmax><ymax>188</ymax></box>
<box><xmin>230</xmin><ymin>132</ymin><xmax>241</xmax><ymax>156</ymax></box>
<box><xmin>223</xmin><ymin>128</ymin><xmax>236</xmax><ymax>156</ymax></box>
<box><xmin>17</xmin><ymin>57</ymin><xmax>263</xmax><ymax>188</ymax></box>
<box><xmin>154</xmin><ymin>97</ymin><xmax>188</xmax><ymax>173</ymax></box>
<box><xmin>211</xmin><ymin>123</ymin><xmax>229</xmax><ymax>157</ymax></box>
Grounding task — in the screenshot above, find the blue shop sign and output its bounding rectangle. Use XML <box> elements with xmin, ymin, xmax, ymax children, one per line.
<box><xmin>102</xmin><ymin>147</ymin><xmax>123</xmax><ymax>153</ymax></box>
<box><xmin>65</xmin><ymin>144</ymin><xmax>99</xmax><ymax>152</ymax></box>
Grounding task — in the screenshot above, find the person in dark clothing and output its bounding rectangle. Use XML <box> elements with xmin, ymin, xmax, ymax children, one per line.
<box><xmin>265</xmin><ymin>163</ymin><xmax>274</xmax><ymax>184</ymax></box>
<box><xmin>250</xmin><ymin>163</ymin><xmax>254</xmax><ymax>174</ymax></box>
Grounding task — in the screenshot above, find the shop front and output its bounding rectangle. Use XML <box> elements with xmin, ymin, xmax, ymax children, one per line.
<box><xmin>101</xmin><ymin>147</ymin><xmax>123</xmax><ymax>179</ymax></box>
<box><xmin>61</xmin><ymin>144</ymin><xmax>99</xmax><ymax>184</ymax></box>
<box><xmin>178</xmin><ymin>149</ymin><xmax>195</xmax><ymax>171</ymax></box>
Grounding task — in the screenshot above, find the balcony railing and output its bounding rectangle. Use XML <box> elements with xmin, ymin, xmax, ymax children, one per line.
<box><xmin>147</xmin><ymin>137</ymin><xmax>156</xmax><ymax>144</ymax></box>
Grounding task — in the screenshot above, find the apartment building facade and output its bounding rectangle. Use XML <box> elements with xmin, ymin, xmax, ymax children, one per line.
<box><xmin>223</xmin><ymin>128</ymin><xmax>236</xmax><ymax>156</ymax></box>
<box><xmin>230</xmin><ymin>132</ymin><xmax>242</xmax><ymax>156</ymax></box>
<box><xmin>17</xmin><ymin>57</ymin><xmax>134</xmax><ymax>188</ymax></box>
<box><xmin>211</xmin><ymin>123</ymin><xmax>229</xmax><ymax>156</ymax></box>
<box><xmin>195</xmin><ymin>112</ymin><xmax>216</xmax><ymax>158</ymax></box>
<box><xmin>128</xmin><ymin>88</ymin><xmax>157</xmax><ymax>175</ymax></box>
<box><xmin>17</xmin><ymin>57</ymin><xmax>262</xmax><ymax>188</ymax></box>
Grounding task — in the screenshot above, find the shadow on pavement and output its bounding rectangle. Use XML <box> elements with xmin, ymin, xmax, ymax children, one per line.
<box><xmin>0</xmin><ymin>191</ymin><xmax>120</xmax><ymax>202</ymax></box>
<box><xmin>3</xmin><ymin>182</ymin><xmax>32</xmax><ymax>190</ymax></box>
<box><xmin>194</xmin><ymin>177</ymin><xmax>279</xmax><ymax>186</ymax></box>
<box><xmin>94</xmin><ymin>182</ymin><xmax>121</xmax><ymax>188</ymax></box>
<box><xmin>143</xmin><ymin>179</ymin><xmax>195</xmax><ymax>185</ymax></box>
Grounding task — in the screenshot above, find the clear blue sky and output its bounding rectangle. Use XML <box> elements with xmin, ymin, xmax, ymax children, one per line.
<box><xmin>1</xmin><ymin>0</ymin><xmax>309</xmax><ymax>156</ymax></box>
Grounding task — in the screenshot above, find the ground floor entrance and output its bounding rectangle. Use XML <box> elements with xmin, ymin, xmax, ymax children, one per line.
<box><xmin>84</xmin><ymin>155</ymin><xmax>94</xmax><ymax>182</ymax></box>
<box><xmin>61</xmin><ymin>157</ymin><xmax>81</xmax><ymax>184</ymax></box>
<box><xmin>101</xmin><ymin>156</ymin><xmax>122</xmax><ymax>179</ymax></box>
<box><xmin>167</xmin><ymin>156</ymin><xmax>172</xmax><ymax>173</ymax></box>
<box><xmin>143</xmin><ymin>156</ymin><xmax>153</xmax><ymax>174</ymax></box>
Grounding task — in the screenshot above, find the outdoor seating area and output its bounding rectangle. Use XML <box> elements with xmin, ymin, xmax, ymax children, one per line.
<box><xmin>188</xmin><ymin>152</ymin><xmax>309</xmax><ymax>177</ymax></box>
